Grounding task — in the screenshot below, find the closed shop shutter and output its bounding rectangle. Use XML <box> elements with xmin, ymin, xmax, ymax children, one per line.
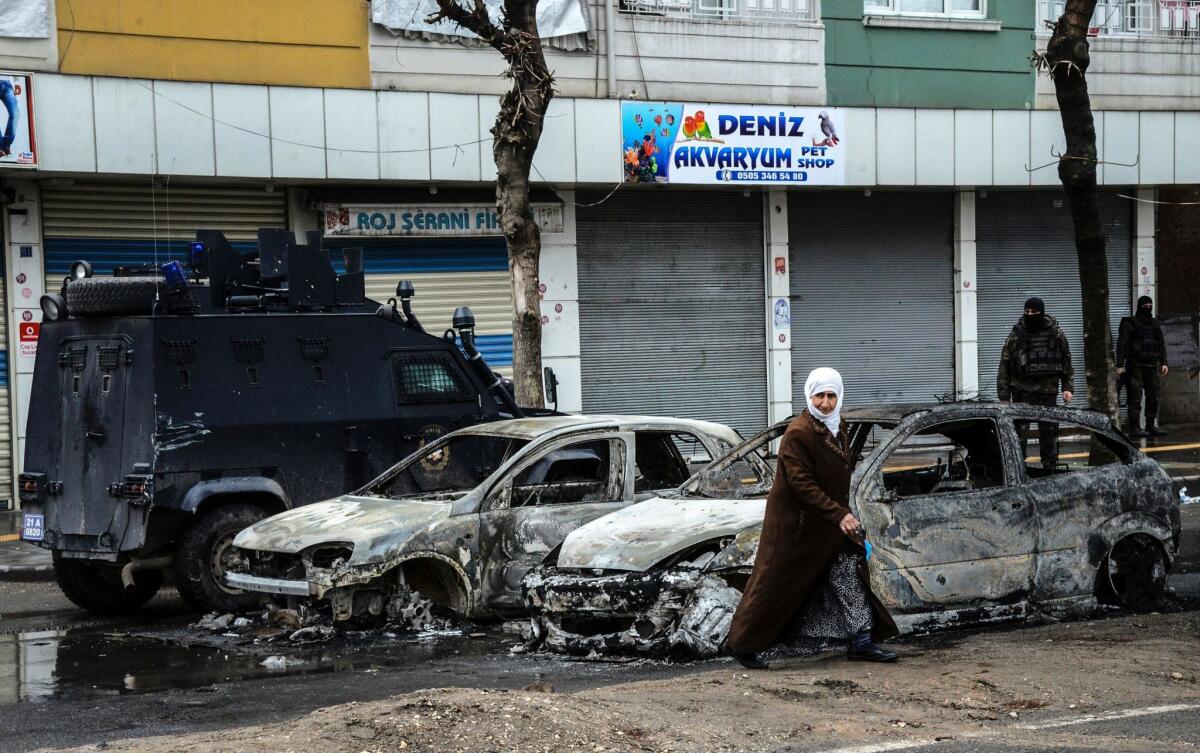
<box><xmin>324</xmin><ymin>237</ymin><xmax>513</xmax><ymax>371</ymax></box>
<box><xmin>0</xmin><ymin>258</ymin><xmax>9</xmax><ymax>506</ymax></box>
<box><xmin>577</xmin><ymin>191</ymin><xmax>768</xmax><ymax>436</ymax></box>
<box><xmin>40</xmin><ymin>182</ymin><xmax>287</xmax><ymax>292</ymax></box>
<box><xmin>976</xmin><ymin>192</ymin><xmax>1133</xmax><ymax>408</ymax></box>
<box><xmin>789</xmin><ymin>192</ymin><xmax>956</xmax><ymax>407</ymax></box>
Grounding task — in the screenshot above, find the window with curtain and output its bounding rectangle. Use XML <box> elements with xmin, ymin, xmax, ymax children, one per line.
<box><xmin>865</xmin><ymin>0</ymin><xmax>984</xmax><ymax>15</ymax></box>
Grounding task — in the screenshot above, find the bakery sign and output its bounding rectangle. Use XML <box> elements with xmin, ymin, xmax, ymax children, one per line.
<box><xmin>322</xmin><ymin>203</ymin><xmax>564</xmax><ymax>237</ymax></box>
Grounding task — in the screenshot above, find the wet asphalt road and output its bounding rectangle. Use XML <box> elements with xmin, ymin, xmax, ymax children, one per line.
<box><xmin>1</xmin><ymin>574</ymin><xmax>1198</xmax><ymax>753</ymax></box>
<box><xmin>0</xmin><ymin>580</ymin><xmax>725</xmax><ymax>752</ymax></box>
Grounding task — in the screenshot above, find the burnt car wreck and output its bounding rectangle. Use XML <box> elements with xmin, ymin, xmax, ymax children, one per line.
<box><xmin>226</xmin><ymin>416</ymin><xmax>741</xmax><ymax>623</ymax></box>
<box><xmin>525</xmin><ymin>403</ymin><xmax>1182</xmax><ymax>657</ymax></box>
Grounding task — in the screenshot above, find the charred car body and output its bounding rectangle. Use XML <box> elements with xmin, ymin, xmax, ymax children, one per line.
<box><xmin>226</xmin><ymin>416</ymin><xmax>741</xmax><ymax>622</ymax></box>
<box><xmin>526</xmin><ymin>403</ymin><xmax>1182</xmax><ymax>656</ymax></box>
<box><xmin>19</xmin><ymin>228</ymin><xmax>523</xmax><ymax>614</ymax></box>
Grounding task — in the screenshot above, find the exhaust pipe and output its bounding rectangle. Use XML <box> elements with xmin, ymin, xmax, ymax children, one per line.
<box><xmin>120</xmin><ymin>555</ymin><xmax>173</xmax><ymax>589</ymax></box>
<box><xmin>454</xmin><ymin>306</ymin><xmax>524</xmax><ymax>417</ymax></box>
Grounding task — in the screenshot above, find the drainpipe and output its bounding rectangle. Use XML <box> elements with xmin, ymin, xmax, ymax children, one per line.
<box><xmin>605</xmin><ymin>0</ymin><xmax>618</xmax><ymax>97</ymax></box>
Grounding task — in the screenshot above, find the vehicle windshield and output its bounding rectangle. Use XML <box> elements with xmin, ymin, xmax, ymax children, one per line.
<box><xmin>362</xmin><ymin>434</ymin><xmax>530</xmax><ymax>500</ymax></box>
<box><xmin>676</xmin><ymin>419</ymin><xmax>890</xmax><ymax>499</ymax></box>
<box><xmin>676</xmin><ymin>425</ymin><xmax>782</xmax><ymax>499</ymax></box>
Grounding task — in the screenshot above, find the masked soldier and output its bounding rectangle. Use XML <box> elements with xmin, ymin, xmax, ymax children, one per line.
<box><xmin>1117</xmin><ymin>295</ymin><xmax>1169</xmax><ymax>438</ymax></box>
<box><xmin>997</xmin><ymin>297</ymin><xmax>1074</xmax><ymax>469</ymax></box>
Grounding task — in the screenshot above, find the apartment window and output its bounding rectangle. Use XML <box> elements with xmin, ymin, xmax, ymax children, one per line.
<box><xmin>866</xmin><ymin>0</ymin><xmax>984</xmax><ymax>15</ymax></box>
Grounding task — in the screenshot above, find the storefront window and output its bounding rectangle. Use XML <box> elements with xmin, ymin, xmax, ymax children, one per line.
<box><xmin>865</xmin><ymin>0</ymin><xmax>984</xmax><ymax>15</ymax></box>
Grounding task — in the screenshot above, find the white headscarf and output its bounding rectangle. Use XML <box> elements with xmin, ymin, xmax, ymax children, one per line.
<box><xmin>805</xmin><ymin>367</ymin><xmax>844</xmax><ymax>437</ymax></box>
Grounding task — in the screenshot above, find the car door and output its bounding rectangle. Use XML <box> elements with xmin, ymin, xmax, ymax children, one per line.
<box><xmin>477</xmin><ymin>432</ymin><xmax>631</xmax><ymax>611</ymax></box>
<box><xmin>1008</xmin><ymin>413</ymin><xmax>1151</xmax><ymax>603</ymax></box>
<box><xmin>855</xmin><ymin>415</ymin><xmax>1037</xmax><ymax>613</ymax></box>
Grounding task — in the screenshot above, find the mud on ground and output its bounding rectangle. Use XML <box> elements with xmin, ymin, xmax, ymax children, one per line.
<box><xmin>46</xmin><ymin>610</ymin><xmax>1200</xmax><ymax>753</ymax></box>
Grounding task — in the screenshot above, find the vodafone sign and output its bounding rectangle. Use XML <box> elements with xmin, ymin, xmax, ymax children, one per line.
<box><xmin>18</xmin><ymin>321</ymin><xmax>38</xmax><ymax>359</ymax></box>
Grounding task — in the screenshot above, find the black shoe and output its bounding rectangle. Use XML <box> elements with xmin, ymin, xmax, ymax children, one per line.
<box><xmin>1148</xmin><ymin>423</ymin><xmax>1167</xmax><ymax>437</ymax></box>
<box><xmin>1129</xmin><ymin>426</ymin><xmax>1148</xmax><ymax>438</ymax></box>
<box><xmin>847</xmin><ymin>643</ymin><xmax>898</xmax><ymax>663</ymax></box>
<box><xmin>730</xmin><ymin>651</ymin><xmax>769</xmax><ymax>670</ymax></box>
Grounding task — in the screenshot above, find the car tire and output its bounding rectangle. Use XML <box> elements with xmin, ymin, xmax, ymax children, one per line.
<box><xmin>1099</xmin><ymin>534</ymin><xmax>1168</xmax><ymax>613</ymax></box>
<box><xmin>174</xmin><ymin>503</ymin><xmax>266</xmax><ymax>613</ymax></box>
<box><xmin>64</xmin><ymin>276</ymin><xmax>162</xmax><ymax>316</ymax></box>
<box><xmin>52</xmin><ymin>554</ymin><xmax>163</xmax><ymax>613</ymax></box>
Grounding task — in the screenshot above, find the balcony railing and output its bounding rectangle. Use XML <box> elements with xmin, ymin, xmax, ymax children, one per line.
<box><xmin>1039</xmin><ymin>0</ymin><xmax>1200</xmax><ymax>38</ymax></box>
<box><xmin>619</xmin><ymin>0</ymin><xmax>815</xmax><ymax>23</ymax></box>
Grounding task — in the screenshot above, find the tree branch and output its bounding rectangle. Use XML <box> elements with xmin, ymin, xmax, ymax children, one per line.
<box><xmin>426</xmin><ymin>0</ymin><xmax>511</xmax><ymax>50</ymax></box>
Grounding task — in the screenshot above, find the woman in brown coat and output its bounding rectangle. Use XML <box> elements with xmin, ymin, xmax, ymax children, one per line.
<box><xmin>726</xmin><ymin>367</ymin><xmax>898</xmax><ymax>668</ymax></box>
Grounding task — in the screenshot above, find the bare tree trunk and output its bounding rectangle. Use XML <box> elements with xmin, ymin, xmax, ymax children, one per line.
<box><xmin>428</xmin><ymin>0</ymin><xmax>553</xmax><ymax>408</ymax></box>
<box><xmin>1042</xmin><ymin>0</ymin><xmax>1118</xmax><ymax>420</ymax></box>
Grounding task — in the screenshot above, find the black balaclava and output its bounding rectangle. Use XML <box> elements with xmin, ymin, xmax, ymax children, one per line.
<box><xmin>1024</xmin><ymin>297</ymin><xmax>1045</xmax><ymax>326</ymax></box>
<box><xmin>1136</xmin><ymin>295</ymin><xmax>1153</xmax><ymax>318</ymax></box>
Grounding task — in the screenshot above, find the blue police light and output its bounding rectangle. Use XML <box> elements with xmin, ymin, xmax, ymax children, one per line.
<box><xmin>188</xmin><ymin>241</ymin><xmax>207</xmax><ymax>270</ymax></box>
<box><xmin>161</xmin><ymin>261</ymin><xmax>189</xmax><ymax>291</ymax></box>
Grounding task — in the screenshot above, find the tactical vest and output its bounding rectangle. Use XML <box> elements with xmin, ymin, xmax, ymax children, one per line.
<box><xmin>1127</xmin><ymin>316</ymin><xmax>1164</xmax><ymax>361</ymax></box>
<box><xmin>1017</xmin><ymin>324</ymin><xmax>1064</xmax><ymax>376</ymax></box>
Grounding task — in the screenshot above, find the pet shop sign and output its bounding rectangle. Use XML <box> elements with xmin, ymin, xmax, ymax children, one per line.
<box><xmin>621</xmin><ymin>102</ymin><xmax>845</xmax><ymax>186</ymax></box>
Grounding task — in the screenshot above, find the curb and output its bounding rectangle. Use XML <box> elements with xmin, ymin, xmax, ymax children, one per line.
<box><xmin>0</xmin><ymin>563</ymin><xmax>54</xmax><ymax>582</ymax></box>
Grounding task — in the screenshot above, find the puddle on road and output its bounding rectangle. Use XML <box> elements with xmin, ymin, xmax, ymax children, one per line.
<box><xmin>0</xmin><ymin>623</ymin><xmax>515</xmax><ymax>705</ymax></box>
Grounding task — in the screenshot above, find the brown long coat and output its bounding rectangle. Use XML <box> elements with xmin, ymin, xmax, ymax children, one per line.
<box><xmin>726</xmin><ymin>410</ymin><xmax>897</xmax><ymax>654</ymax></box>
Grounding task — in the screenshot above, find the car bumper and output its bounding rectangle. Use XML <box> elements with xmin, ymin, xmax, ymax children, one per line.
<box><xmin>225</xmin><ymin>571</ymin><xmax>314</xmax><ymax>597</ymax></box>
<box><xmin>524</xmin><ymin>568</ymin><xmax>738</xmax><ymax>657</ymax></box>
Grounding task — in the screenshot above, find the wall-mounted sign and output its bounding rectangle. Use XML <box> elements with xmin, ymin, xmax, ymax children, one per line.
<box><xmin>622</xmin><ymin>102</ymin><xmax>844</xmax><ymax>186</ymax></box>
<box><xmin>322</xmin><ymin>203</ymin><xmax>564</xmax><ymax>238</ymax></box>
<box><xmin>0</xmin><ymin>72</ymin><xmax>37</xmax><ymax>168</ymax></box>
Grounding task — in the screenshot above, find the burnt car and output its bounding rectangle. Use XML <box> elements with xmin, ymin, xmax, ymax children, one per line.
<box><xmin>226</xmin><ymin>416</ymin><xmax>741</xmax><ymax>621</ymax></box>
<box><xmin>525</xmin><ymin>403</ymin><xmax>1182</xmax><ymax>656</ymax></box>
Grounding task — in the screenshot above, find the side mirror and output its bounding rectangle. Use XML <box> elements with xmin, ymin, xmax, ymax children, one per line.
<box><xmin>874</xmin><ymin>488</ymin><xmax>899</xmax><ymax>505</ymax></box>
<box><xmin>543</xmin><ymin>366</ymin><xmax>559</xmax><ymax>409</ymax></box>
<box><xmin>487</xmin><ymin>480</ymin><xmax>513</xmax><ymax>511</ymax></box>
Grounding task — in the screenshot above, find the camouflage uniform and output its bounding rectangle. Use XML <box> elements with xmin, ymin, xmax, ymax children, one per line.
<box><xmin>997</xmin><ymin>314</ymin><xmax>1075</xmax><ymax>468</ymax></box>
<box><xmin>1117</xmin><ymin>311</ymin><xmax>1167</xmax><ymax>435</ymax></box>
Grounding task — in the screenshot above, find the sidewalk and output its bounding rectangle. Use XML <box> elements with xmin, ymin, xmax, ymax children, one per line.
<box><xmin>2</xmin><ymin>423</ymin><xmax>1199</xmax><ymax>581</ymax></box>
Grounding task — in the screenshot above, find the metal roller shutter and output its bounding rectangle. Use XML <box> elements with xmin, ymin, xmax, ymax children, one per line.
<box><xmin>976</xmin><ymin>192</ymin><xmax>1133</xmax><ymax>407</ymax></box>
<box><xmin>0</xmin><ymin>255</ymin><xmax>9</xmax><ymax>507</ymax></box>
<box><xmin>324</xmin><ymin>237</ymin><xmax>514</xmax><ymax>371</ymax></box>
<box><xmin>789</xmin><ymin>192</ymin><xmax>955</xmax><ymax>407</ymax></box>
<box><xmin>577</xmin><ymin>191</ymin><xmax>768</xmax><ymax>436</ymax></box>
<box><xmin>40</xmin><ymin>182</ymin><xmax>287</xmax><ymax>292</ymax></box>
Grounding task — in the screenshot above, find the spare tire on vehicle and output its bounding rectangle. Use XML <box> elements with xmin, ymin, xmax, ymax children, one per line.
<box><xmin>64</xmin><ymin>276</ymin><xmax>163</xmax><ymax>316</ymax></box>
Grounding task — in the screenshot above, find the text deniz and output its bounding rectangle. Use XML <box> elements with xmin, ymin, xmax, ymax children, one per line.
<box><xmin>718</xmin><ymin>114</ymin><xmax>805</xmax><ymax>137</ymax></box>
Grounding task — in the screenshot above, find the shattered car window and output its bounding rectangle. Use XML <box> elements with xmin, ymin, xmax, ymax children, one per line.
<box><xmin>882</xmin><ymin>419</ymin><xmax>1006</xmax><ymax>497</ymax></box>
<box><xmin>512</xmin><ymin>439</ymin><xmax>621</xmax><ymax>507</ymax></box>
<box><xmin>635</xmin><ymin>432</ymin><xmax>697</xmax><ymax>492</ymax></box>
<box><xmin>1014</xmin><ymin>420</ymin><xmax>1131</xmax><ymax>479</ymax></box>
<box><xmin>365</xmin><ymin>434</ymin><xmax>530</xmax><ymax>499</ymax></box>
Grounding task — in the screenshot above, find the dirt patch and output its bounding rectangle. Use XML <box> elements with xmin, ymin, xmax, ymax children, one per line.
<box><xmin>43</xmin><ymin>611</ymin><xmax>1200</xmax><ymax>753</ymax></box>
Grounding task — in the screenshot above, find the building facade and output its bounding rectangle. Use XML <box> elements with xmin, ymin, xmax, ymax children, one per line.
<box><xmin>2</xmin><ymin>0</ymin><xmax>1199</xmax><ymax>508</ymax></box>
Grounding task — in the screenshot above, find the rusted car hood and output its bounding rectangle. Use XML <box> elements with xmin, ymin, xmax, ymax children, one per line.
<box><xmin>556</xmin><ymin>497</ymin><xmax>766</xmax><ymax>572</ymax></box>
<box><xmin>232</xmin><ymin>496</ymin><xmax>452</xmax><ymax>559</ymax></box>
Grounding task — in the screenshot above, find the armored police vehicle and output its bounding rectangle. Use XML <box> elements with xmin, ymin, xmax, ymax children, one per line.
<box><xmin>18</xmin><ymin>228</ymin><xmax>525</xmax><ymax>614</ymax></box>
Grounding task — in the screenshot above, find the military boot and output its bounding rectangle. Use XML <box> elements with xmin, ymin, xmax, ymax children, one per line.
<box><xmin>1147</xmin><ymin>419</ymin><xmax>1168</xmax><ymax>437</ymax></box>
<box><xmin>1127</xmin><ymin>413</ymin><xmax>1148</xmax><ymax>438</ymax></box>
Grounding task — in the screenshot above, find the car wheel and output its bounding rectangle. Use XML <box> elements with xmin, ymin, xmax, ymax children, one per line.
<box><xmin>1101</xmin><ymin>534</ymin><xmax>1167</xmax><ymax>613</ymax></box>
<box><xmin>174</xmin><ymin>503</ymin><xmax>266</xmax><ymax>613</ymax></box>
<box><xmin>52</xmin><ymin>554</ymin><xmax>162</xmax><ymax>613</ymax></box>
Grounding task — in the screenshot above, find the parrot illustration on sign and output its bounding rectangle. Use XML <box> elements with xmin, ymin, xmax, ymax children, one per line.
<box><xmin>694</xmin><ymin>110</ymin><xmax>713</xmax><ymax>140</ymax></box>
<box><xmin>813</xmin><ymin>111</ymin><xmax>840</xmax><ymax>147</ymax></box>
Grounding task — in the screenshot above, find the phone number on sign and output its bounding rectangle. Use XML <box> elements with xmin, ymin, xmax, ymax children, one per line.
<box><xmin>714</xmin><ymin>170</ymin><xmax>812</xmax><ymax>182</ymax></box>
